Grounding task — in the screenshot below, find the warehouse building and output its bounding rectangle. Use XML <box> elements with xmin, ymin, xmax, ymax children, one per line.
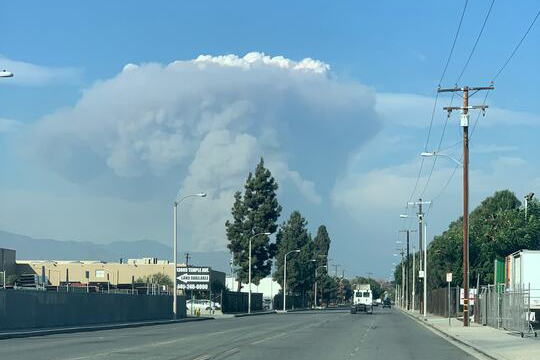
<box><xmin>16</xmin><ymin>257</ymin><xmax>225</xmax><ymax>291</ymax></box>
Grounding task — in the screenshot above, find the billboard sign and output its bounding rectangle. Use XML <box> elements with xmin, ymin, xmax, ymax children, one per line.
<box><xmin>177</xmin><ymin>266</ymin><xmax>211</xmax><ymax>291</ymax></box>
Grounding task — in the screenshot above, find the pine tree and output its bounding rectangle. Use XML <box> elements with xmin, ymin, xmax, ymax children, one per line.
<box><xmin>225</xmin><ymin>158</ymin><xmax>282</xmax><ymax>291</ymax></box>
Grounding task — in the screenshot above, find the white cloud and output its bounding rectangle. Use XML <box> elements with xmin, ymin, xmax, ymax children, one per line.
<box><xmin>471</xmin><ymin>143</ymin><xmax>517</xmax><ymax>154</ymax></box>
<box><xmin>0</xmin><ymin>56</ymin><xmax>81</xmax><ymax>86</ymax></box>
<box><xmin>0</xmin><ymin>118</ymin><xmax>22</xmax><ymax>133</ymax></box>
<box><xmin>331</xmin><ymin>150</ymin><xmax>536</xmax><ymax>250</ymax></box>
<box><xmin>376</xmin><ymin>92</ymin><xmax>540</xmax><ymax>128</ymax></box>
<box><xmin>26</xmin><ymin>52</ymin><xmax>380</xmax><ymax>251</ymax></box>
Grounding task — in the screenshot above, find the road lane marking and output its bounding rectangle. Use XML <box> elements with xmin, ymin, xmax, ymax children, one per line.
<box><xmin>191</xmin><ymin>356</ymin><xmax>211</xmax><ymax>360</ymax></box>
<box><xmin>250</xmin><ymin>331</ymin><xmax>287</xmax><ymax>345</ymax></box>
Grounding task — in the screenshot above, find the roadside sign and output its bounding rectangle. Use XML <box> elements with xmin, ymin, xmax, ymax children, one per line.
<box><xmin>460</xmin><ymin>288</ymin><xmax>477</xmax><ymax>305</ymax></box>
<box><xmin>177</xmin><ymin>266</ymin><xmax>211</xmax><ymax>291</ymax></box>
<box><xmin>446</xmin><ymin>273</ymin><xmax>452</xmax><ymax>283</ymax></box>
<box><xmin>418</xmin><ymin>270</ymin><xmax>425</xmax><ymax>278</ymax></box>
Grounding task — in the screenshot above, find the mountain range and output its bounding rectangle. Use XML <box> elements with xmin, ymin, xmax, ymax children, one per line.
<box><xmin>0</xmin><ymin>230</ymin><xmax>231</xmax><ymax>273</ymax></box>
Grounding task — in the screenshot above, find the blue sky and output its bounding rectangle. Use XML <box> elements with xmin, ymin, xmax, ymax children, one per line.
<box><xmin>0</xmin><ymin>1</ymin><xmax>539</xmax><ymax>278</ymax></box>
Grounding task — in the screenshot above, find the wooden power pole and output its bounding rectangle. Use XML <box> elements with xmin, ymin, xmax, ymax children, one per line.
<box><xmin>437</xmin><ymin>85</ymin><xmax>494</xmax><ymax>326</ymax></box>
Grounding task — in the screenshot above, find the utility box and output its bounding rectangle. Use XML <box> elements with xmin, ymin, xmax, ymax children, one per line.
<box><xmin>494</xmin><ymin>258</ymin><xmax>505</xmax><ymax>286</ymax></box>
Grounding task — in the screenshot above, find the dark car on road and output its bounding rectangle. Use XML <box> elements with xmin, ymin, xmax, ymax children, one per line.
<box><xmin>383</xmin><ymin>299</ymin><xmax>391</xmax><ymax>308</ymax></box>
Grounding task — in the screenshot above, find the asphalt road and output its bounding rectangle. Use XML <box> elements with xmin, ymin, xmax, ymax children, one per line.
<box><xmin>0</xmin><ymin>308</ymin><xmax>477</xmax><ymax>360</ymax></box>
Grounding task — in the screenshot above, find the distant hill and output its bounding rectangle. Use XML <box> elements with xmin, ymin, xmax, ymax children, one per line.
<box><xmin>0</xmin><ymin>230</ymin><xmax>231</xmax><ymax>273</ymax></box>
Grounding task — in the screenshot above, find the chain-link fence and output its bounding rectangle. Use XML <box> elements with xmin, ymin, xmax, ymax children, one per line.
<box><xmin>478</xmin><ymin>284</ymin><xmax>537</xmax><ymax>337</ymax></box>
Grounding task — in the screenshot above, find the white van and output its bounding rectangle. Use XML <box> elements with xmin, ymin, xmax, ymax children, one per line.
<box><xmin>351</xmin><ymin>285</ymin><xmax>373</xmax><ymax>314</ymax></box>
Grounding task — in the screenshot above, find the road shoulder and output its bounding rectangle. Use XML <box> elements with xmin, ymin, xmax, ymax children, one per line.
<box><xmin>0</xmin><ymin>316</ymin><xmax>213</xmax><ymax>340</ymax></box>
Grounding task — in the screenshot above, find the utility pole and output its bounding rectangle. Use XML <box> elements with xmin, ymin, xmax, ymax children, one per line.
<box><xmin>438</xmin><ymin>84</ymin><xmax>494</xmax><ymax>326</ymax></box>
<box><xmin>395</xmin><ymin>240</ymin><xmax>405</xmax><ymax>308</ymax></box>
<box><xmin>185</xmin><ymin>253</ymin><xmax>191</xmax><ymax>267</ymax></box>
<box><xmin>408</xmin><ymin>200</ymin><xmax>431</xmax><ymax>314</ymax></box>
<box><xmin>399</xmin><ymin>229</ymin><xmax>417</xmax><ymax>310</ymax></box>
<box><xmin>412</xmin><ymin>247</ymin><xmax>416</xmax><ymax>312</ymax></box>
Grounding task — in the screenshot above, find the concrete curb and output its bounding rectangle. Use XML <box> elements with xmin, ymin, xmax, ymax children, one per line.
<box><xmin>398</xmin><ymin>309</ymin><xmax>500</xmax><ymax>360</ymax></box>
<box><xmin>233</xmin><ymin>310</ymin><xmax>277</xmax><ymax>317</ymax></box>
<box><xmin>0</xmin><ymin>316</ymin><xmax>213</xmax><ymax>340</ymax></box>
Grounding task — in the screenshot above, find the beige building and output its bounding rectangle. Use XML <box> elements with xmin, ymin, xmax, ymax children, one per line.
<box><xmin>16</xmin><ymin>257</ymin><xmax>225</xmax><ymax>290</ymax></box>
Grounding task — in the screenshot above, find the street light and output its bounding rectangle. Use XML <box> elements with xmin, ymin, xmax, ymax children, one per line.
<box><xmin>173</xmin><ymin>192</ymin><xmax>206</xmax><ymax>319</ymax></box>
<box><xmin>421</xmin><ymin>151</ymin><xmax>462</xmax><ymax>166</ymax></box>
<box><xmin>314</xmin><ymin>265</ymin><xmax>327</xmax><ymax>308</ymax></box>
<box><xmin>283</xmin><ymin>249</ymin><xmax>301</xmax><ymax>311</ymax></box>
<box><xmin>248</xmin><ymin>232</ymin><xmax>271</xmax><ymax>314</ymax></box>
<box><xmin>0</xmin><ymin>70</ymin><xmax>13</xmax><ymax>77</ymax></box>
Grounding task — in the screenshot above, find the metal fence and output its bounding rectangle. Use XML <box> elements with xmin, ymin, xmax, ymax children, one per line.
<box><xmin>478</xmin><ymin>284</ymin><xmax>537</xmax><ymax>337</ymax></box>
<box><xmin>427</xmin><ymin>286</ymin><xmax>460</xmax><ymax>318</ymax></box>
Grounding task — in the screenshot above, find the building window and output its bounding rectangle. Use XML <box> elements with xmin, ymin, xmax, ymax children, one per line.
<box><xmin>95</xmin><ymin>270</ymin><xmax>105</xmax><ymax>278</ymax></box>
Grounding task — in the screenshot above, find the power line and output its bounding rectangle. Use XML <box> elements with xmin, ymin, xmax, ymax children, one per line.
<box><xmin>493</xmin><ymin>9</ymin><xmax>540</xmax><ymax>81</ymax></box>
<box><xmin>455</xmin><ymin>0</ymin><xmax>496</xmax><ymax>84</ymax></box>
<box><xmin>420</xmin><ymin>6</ymin><xmax>540</xmax><ymax>221</ymax></box>
<box><xmin>406</xmin><ymin>0</ymin><xmax>469</xmax><ymax>203</ymax></box>
<box><xmin>422</xmin><ymin>0</ymin><xmax>496</xmax><ymax>198</ymax></box>
<box><xmin>419</xmin><ymin>93</ymin><xmax>455</xmax><ymax>197</ymax></box>
<box><xmin>425</xmin><ymin>90</ymin><xmax>489</xmax><ymax>218</ymax></box>
<box><xmin>439</xmin><ymin>0</ymin><xmax>469</xmax><ymax>85</ymax></box>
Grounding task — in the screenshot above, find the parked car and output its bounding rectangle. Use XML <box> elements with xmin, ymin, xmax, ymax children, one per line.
<box><xmin>383</xmin><ymin>299</ymin><xmax>391</xmax><ymax>308</ymax></box>
<box><xmin>186</xmin><ymin>299</ymin><xmax>221</xmax><ymax>311</ymax></box>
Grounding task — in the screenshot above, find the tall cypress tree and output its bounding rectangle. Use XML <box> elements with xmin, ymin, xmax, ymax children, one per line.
<box><xmin>313</xmin><ymin>225</ymin><xmax>331</xmax><ymax>301</ymax></box>
<box><xmin>225</xmin><ymin>158</ymin><xmax>282</xmax><ymax>291</ymax></box>
<box><xmin>273</xmin><ymin>211</ymin><xmax>316</xmax><ymax>296</ymax></box>
<box><xmin>313</xmin><ymin>225</ymin><xmax>331</xmax><ymax>259</ymax></box>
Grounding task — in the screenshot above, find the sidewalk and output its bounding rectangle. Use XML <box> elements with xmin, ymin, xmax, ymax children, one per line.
<box><xmin>401</xmin><ymin>308</ymin><xmax>539</xmax><ymax>360</ymax></box>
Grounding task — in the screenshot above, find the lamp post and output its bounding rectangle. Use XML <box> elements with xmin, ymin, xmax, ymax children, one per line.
<box><xmin>420</xmin><ymin>151</ymin><xmax>463</xmax><ymax>166</ymax></box>
<box><xmin>283</xmin><ymin>249</ymin><xmax>301</xmax><ymax>311</ymax></box>
<box><xmin>248</xmin><ymin>232</ymin><xmax>271</xmax><ymax>314</ymax></box>
<box><xmin>173</xmin><ymin>193</ymin><xmax>206</xmax><ymax>319</ymax></box>
<box><xmin>314</xmin><ymin>265</ymin><xmax>327</xmax><ymax>308</ymax></box>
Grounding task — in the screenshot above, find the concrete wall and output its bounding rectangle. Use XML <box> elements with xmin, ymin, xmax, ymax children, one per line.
<box><xmin>0</xmin><ymin>289</ymin><xmax>186</xmax><ymax>331</ymax></box>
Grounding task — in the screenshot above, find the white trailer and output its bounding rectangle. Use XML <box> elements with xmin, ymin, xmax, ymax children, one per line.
<box><xmin>509</xmin><ymin>250</ymin><xmax>540</xmax><ymax>319</ymax></box>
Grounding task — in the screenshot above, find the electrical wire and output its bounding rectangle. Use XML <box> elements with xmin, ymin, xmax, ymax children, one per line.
<box><xmin>493</xmin><ymin>9</ymin><xmax>540</xmax><ymax>81</ymax></box>
<box><xmin>425</xmin><ymin>91</ymin><xmax>488</xmax><ymax>218</ymax></box>
<box><xmin>439</xmin><ymin>0</ymin><xmax>469</xmax><ymax>86</ymax></box>
<box><xmin>425</xmin><ymin>6</ymin><xmax>540</xmax><ymax>213</ymax></box>
<box><xmin>420</xmin><ymin>0</ymin><xmax>496</xmax><ymax>198</ymax></box>
<box><xmin>406</xmin><ymin>0</ymin><xmax>469</xmax><ymax>204</ymax></box>
<box><xmin>455</xmin><ymin>0</ymin><xmax>496</xmax><ymax>84</ymax></box>
<box><xmin>419</xmin><ymin>93</ymin><xmax>455</xmax><ymax>198</ymax></box>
